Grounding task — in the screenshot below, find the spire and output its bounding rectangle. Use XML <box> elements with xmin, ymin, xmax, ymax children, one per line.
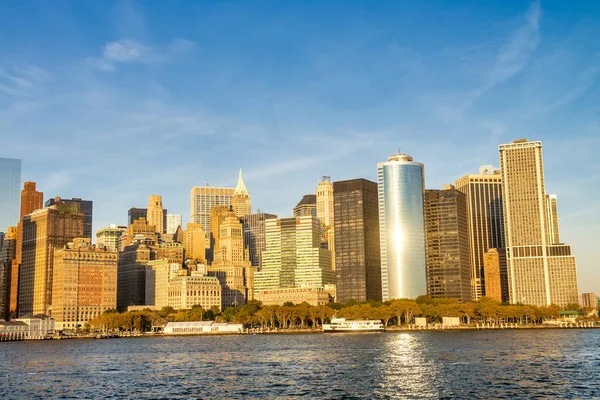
<box><xmin>234</xmin><ymin>168</ymin><xmax>248</xmax><ymax>194</ymax></box>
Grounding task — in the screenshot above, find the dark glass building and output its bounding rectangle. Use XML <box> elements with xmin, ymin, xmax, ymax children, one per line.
<box><xmin>0</xmin><ymin>158</ymin><xmax>21</xmax><ymax>233</ymax></box>
<box><xmin>45</xmin><ymin>197</ymin><xmax>93</xmax><ymax>239</ymax></box>
<box><xmin>333</xmin><ymin>179</ymin><xmax>381</xmax><ymax>302</ymax></box>
<box><xmin>242</xmin><ymin>212</ymin><xmax>277</xmax><ymax>269</ymax></box>
<box><xmin>424</xmin><ymin>186</ymin><xmax>472</xmax><ymax>302</ymax></box>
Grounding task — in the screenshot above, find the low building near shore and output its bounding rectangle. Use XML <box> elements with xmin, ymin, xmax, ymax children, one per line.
<box><xmin>163</xmin><ymin>321</ymin><xmax>243</xmax><ymax>334</ymax></box>
<box><xmin>414</xmin><ymin>317</ymin><xmax>427</xmax><ymax>327</ymax></box>
<box><xmin>0</xmin><ymin>314</ymin><xmax>55</xmax><ymax>340</ymax></box>
<box><xmin>255</xmin><ymin>286</ymin><xmax>333</xmax><ymax>306</ymax></box>
<box><xmin>442</xmin><ymin>317</ymin><xmax>461</xmax><ymax>327</ymax></box>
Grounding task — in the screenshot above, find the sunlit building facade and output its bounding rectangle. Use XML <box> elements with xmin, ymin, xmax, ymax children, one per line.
<box><xmin>166</xmin><ymin>214</ymin><xmax>183</xmax><ymax>235</ymax></box>
<box><xmin>242</xmin><ymin>212</ymin><xmax>278</xmax><ymax>269</ymax></box>
<box><xmin>190</xmin><ymin>186</ymin><xmax>234</xmax><ymax>243</ymax></box>
<box><xmin>377</xmin><ymin>153</ymin><xmax>427</xmax><ymax>301</ymax></box>
<box><xmin>96</xmin><ymin>225</ymin><xmax>127</xmax><ymax>252</ymax></box>
<box><xmin>147</xmin><ymin>195</ymin><xmax>164</xmax><ymax>234</ymax></box>
<box><xmin>45</xmin><ymin>197</ymin><xmax>93</xmax><ymax>240</ymax></box>
<box><xmin>232</xmin><ymin>169</ymin><xmax>252</xmax><ymax>218</ymax></box>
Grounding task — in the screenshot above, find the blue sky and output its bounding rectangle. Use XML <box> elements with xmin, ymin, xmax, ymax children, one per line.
<box><xmin>1</xmin><ymin>1</ymin><xmax>599</xmax><ymax>293</ymax></box>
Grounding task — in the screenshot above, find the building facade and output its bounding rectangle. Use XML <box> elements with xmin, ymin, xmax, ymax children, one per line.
<box><xmin>333</xmin><ymin>179</ymin><xmax>381</xmax><ymax>302</ymax></box>
<box><xmin>18</xmin><ymin>202</ymin><xmax>84</xmax><ymax>316</ymax></box>
<box><xmin>145</xmin><ymin>258</ymin><xmax>181</xmax><ymax>309</ymax></box>
<box><xmin>483</xmin><ymin>248</ymin><xmax>505</xmax><ymax>302</ymax></box>
<box><xmin>455</xmin><ymin>166</ymin><xmax>505</xmax><ymax>300</ymax></box>
<box><xmin>0</xmin><ymin>158</ymin><xmax>21</xmax><ymax>233</ymax></box>
<box><xmin>0</xmin><ymin>227</ymin><xmax>17</xmax><ymax>320</ymax></box>
<box><xmin>183</xmin><ymin>223</ymin><xmax>207</xmax><ymax>263</ymax></box>
<box><xmin>232</xmin><ymin>169</ymin><xmax>252</xmax><ymax>218</ymax></box>
<box><xmin>242</xmin><ymin>212</ymin><xmax>278</xmax><ymax>269</ymax></box>
<box><xmin>293</xmin><ymin>195</ymin><xmax>317</xmax><ymax>217</ymax></box>
<box><xmin>377</xmin><ymin>153</ymin><xmax>427</xmax><ymax>301</ymax></box>
<box><xmin>147</xmin><ymin>195</ymin><xmax>164</xmax><ymax>234</ymax></box>
<box><xmin>424</xmin><ymin>186</ymin><xmax>472</xmax><ymax>303</ymax></box>
<box><xmin>96</xmin><ymin>225</ymin><xmax>127</xmax><ymax>252</ymax></box>
<box><xmin>51</xmin><ymin>238</ymin><xmax>118</xmax><ymax>330</ymax></box>
<box><xmin>168</xmin><ymin>271</ymin><xmax>222</xmax><ymax>311</ymax></box>
<box><xmin>166</xmin><ymin>214</ymin><xmax>183</xmax><ymax>235</ymax></box>
<box><xmin>117</xmin><ymin>242</ymin><xmax>156</xmax><ymax>309</ymax></box>
<box><xmin>500</xmin><ymin>139</ymin><xmax>579</xmax><ymax>307</ymax></box>
<box><xmin>190</xmin><ymin>186</ymin><xmax>234</xmax><ymax>243</ymax></box>
<box><xmin>580</xmin><ymin>293</ymin><xmax>596</xmax><ymax>310</ymax></box>
<box><xmin>45</xmin><ymin>197</ymin><xmax>93</xmax><ymax>240</ymax></box>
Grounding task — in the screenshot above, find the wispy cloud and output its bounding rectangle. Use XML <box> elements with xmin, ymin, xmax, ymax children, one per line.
<box><xmin>0</xmin><ymin>64</ymin><xmax>50</xmax><ymax>97</ymax></box>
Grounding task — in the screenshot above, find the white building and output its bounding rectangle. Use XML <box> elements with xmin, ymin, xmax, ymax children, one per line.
<box><xmin>166</xmin><ymin>214</ymin><xmax>183</xmax><ymax>235</ymax></box>
<box><xmin>163</xmin><ymin>321</ymin><xmax>243</xmax><ymax>334</ymax></box>
<box><xmin>0</xmin><ymin>314</ymin><xmax>55</xmax><ymax>340</ymax></box>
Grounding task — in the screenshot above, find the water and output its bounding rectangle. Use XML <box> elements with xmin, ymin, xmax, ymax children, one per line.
<box><xmin>1</xmin><ymin>330</ymin><xmax>599</xmax><ymax>399</ymax></box>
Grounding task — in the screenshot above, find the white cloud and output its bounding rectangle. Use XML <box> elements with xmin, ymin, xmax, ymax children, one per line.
<box><xmin>103</xmin><ymin>39</ymin><xmax>149</xmax><ymax>63</ymax></box>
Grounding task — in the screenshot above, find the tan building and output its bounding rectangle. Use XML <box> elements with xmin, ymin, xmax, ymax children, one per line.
<box><xmin>255</xmin><ymin>287</ymin><xmax>333</xmax><ymax>306</ymax></box>
<box><xmin>254</xmin><ymin>216</ymin><xmax>334</xmax><ymax>301</ymax></box>
<box><xmin>232</xmin><ymin>169</ymin><xmax>251</xmax><ymax>218</ymax></box>
<box><xmin>293</xmin><ymin>195</ymin><xmax>317</xmax><ymax>217</ymax></box>
<box><xmin>545</xmin><ymin>194</ymin><xmax>560</xmax><ymax>245</ymax></box>
<box><xmin>500</xmin><ymin>139</ymin><xmax>579</xmax><ymax>307</ymax></box>
<box><xmin>96</xmin><ymin>224</ymin><xmax>127</xmax><ymax>251</ymax></box>
<box><xmin>208</xmin><ymin>210</ymin><xmax>256</xmax><ymax>309</ymax></box>
<box><xmin>190</xmin><ymin>185</ymin><xmax>234</xmax><ymax>243</ymax></box>
<box><xmin>157</xmin><ymin>242</ymin><xmax>185</xmax><ymax>265</ymax></box>
<box><xmin>117</xmin><ymin>242</ymin><xmax>156</xmax><ymax>309</ymax></box>
<box><xmin>455</xmin><ymin>166</ymin><xmax>505</xmax><ymax>300</ymax></box>
<box><xmin>209</xmin><ymin>205</ymin><xmax>229</xmax><ymax>261</ymax></box>
<box><xmin>316</xmin><ymin>176</ymin><xmax>335</xmax><ymax>269</ymax></box>
<box><xmin>183</xmin><ymin>223</ymin><xmax>206</xmax><ymax>263</ymax></box>
<box><xmin>168</xmin><ymin>270</ymin><xmax>222</xmax><ymax>310</ymax></box>
<box><xmin>145</xmin><ymin>258</ymin><xmax>181</xmax><ymax>309</ymax></box>
<box><xmin>0</xmin><ymin>227</ymin><xmax>17</xmax><ymax>319</ymax></box>
<box><xmin>51</xmin><ymin>238</ymin><xmax>118</xmax><ymax>330</ymax></box>
<box><xmin>147</xmin><ymin>195</ymin><xmax>164</xmax><ymax>234</ymax></box>
<box><xmin>483</xmin><ymin>249</ymin><xmax>504</xmax><ymax>302</ymax></box>
<box><xmin>18</xmin><ymin>202</ymin><xmax>84</xmax><ymax>316</ymax></box>
<box><xmin>580</xmin><ymin>293</ymin><xmax>596</xmax><ymax>310</ymax></box>
<box><xmin>121</xmin><ymin>218</ymin><xmax>158</xmax><ymax>248</ymax></box>
<box><xmin>424</xmin><ymin>185</ymin><xmax>472</xmax><ymax>303</ymax></box>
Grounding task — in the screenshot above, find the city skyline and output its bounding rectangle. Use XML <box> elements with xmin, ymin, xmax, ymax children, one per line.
<box><xmin>1</xmin><ymin>1</ymin><xmax>599</xmax><ymax>294</ymax></box>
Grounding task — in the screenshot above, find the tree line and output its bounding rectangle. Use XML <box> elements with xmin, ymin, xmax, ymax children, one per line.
<box><xmin>86</xmin><ymin>296</ymin><xmax>598</xmax><ymax>333</ymax></box>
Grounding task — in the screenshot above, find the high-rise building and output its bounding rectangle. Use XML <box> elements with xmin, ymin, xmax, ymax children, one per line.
<box><xmin>499</xmin><ymin>139</ymin><xmax>579</xmax><ymax>307</ymax></box>
<box><xmin>145</xmin><ymin>258</ymin><xmax>181</xmax><ymax>309</ymax></box>
<box><xmin>317</xmin><ymin>176</ymin><xmax>334</xmax><ymax>227</ymax></box>
<box><xmin>545</xmin><ymin>194</ymin><xmax>560</xmax><ymax>245</ymax></box>
<box><xmin>424</xmin><ymin>185</ymin><xmax>472</xmax><ymax>303</ymax></box>
<box><xmin>166</xmin><ymin>214</ymin><xmax>183</xmax><ymax>235</ymax></box>
<box><xmin>293</xmin><ymin>195</ymin><xmax>317</xmax><ymax>217</ymax></box>
<box><xmin>147</xmin><ymin>195</ymin><xmax>164</xmax><ymax>234</ymax></box>
<box><xmin>232</xmin><ymin>169</ymin><xmax>252</xmax><ymax>218</ymax></box>
<box><xmin>51</xmin><ymin>238</ymin><xmax>118</xmax><ymax>330</ymax></box>
<box><xmin>483</xmin><ymin>248</ymin><xmax>505</xmax><ymax>302</ymax></box>
<box><xmin>120</xmin><ymin>218</ymin><xmax>158</xmax><ymax>248</ymax></box>
<box><xmin>254</xmin><ymin>216</ymin><xmax>335</xmax><ymax>297</ymax></box>
<box><xmin>209</xmin><ymin>205</ymin><xmax>230</xmax><ymax>261</ymax></box>
<box><xmin>117</xmin><ymin>242</ymin><xmax>156</xmax><ymax>309</ymax></box>
<box><xmin>333</xmin><ymin>179</ymin><xmax>381</xmax><ymax>303</ymax></box>
<box><xmin>18</xmin><ymin>201</ymin><xmax>84</xmax><ymax>316</ymax></box>
<box><xmin>377</xmin><ymin>153</ymin><xmax>427</xmax><ymax>301</ymax></box>
<box><xmin>45</xmin><ymin>197</ymin><xmax>93</xmax><ymax>239</ymax></box>
<box><xmin>183</xmin><ymin>223</ymin><xmax>207</xmax><ymax>263</ymax></box>
<box><xmin>128</xmin><ymin>207</ymin><xmax>147</xmax><ymax>225</ymax></box>
<box><xmin>208</xmin><ymin>210</ymin><xmax>256</xmax><ymax>309</ymax></box>
<box><xmin>455</xmin><ymin>166</ymin><xmax>505</xmax><ymax>300</ymax></box>
<box><xmin>0</xmin><ymin>227</ymin><xmax>17</xmax><ymax>320</ymax></box>
<box><xmin>96</xmin><ymin>225</ymin><xmax>127</xmax><ymax>252</ymax></box>
<box><xmin>0</xmin><ymin>158</ymin><xmax>21</xmax><ymax>233</ymax></box>
<box><xmin>20</xmin><ymin>182</ymin><xmax>43</xmax><ymax>220</ymax></box>
<box><xmin>242</xmin><ymin>212</ymin><xmax>278</xmax><ymax>269</ymax></box>
<box><xmin>580</xmin><ymin>293</ymin><xmax>596</xmax><ymax>309</ymax></box>
<box><xmin>190</xmin><ymin>185</ymin><xmax>234</xmax><ymax>243</ymax></box>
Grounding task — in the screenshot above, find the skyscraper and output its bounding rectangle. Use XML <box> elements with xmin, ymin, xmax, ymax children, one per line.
<box><xmin>455</xmin><ymin>166</ymin><xmax>505</xmax><ymax>300</ymax></box>
<box><xmin>20</xmin><ymin>182</ymin><xmax>44</xmax><ymax>220</ymax></box>
<box><xmin>377</xmin><ymin>153</ymin><xmax>427</xmax><ymax>301</ymax></box>
<box><xmin>424</xmin><ymin>185</ymin><xmax>472</xmax><ymax>303</ymax></box>
<box><xmin>45</xmin><ymin>197</ymin><xmax>93</xmax><ymax>239</ymax></box>
<box><xmin>333</xmin><ymin>179</ymin><xmax>381</xmax><ymax>302</ymax></box>
<box><xmin>209</xmin><ymin>205</ymin><xmax>230</xmax><ymax>263</ymax></box>
<box><xmin>51</xmin><ymin>238</ymin><xmax>118</xmax><ymax>330</ymax></box>
<box><xmin>147</xmin><ymin>195</ymin><xmax>164</xmax><ymax>234</ymax></box>
<box><xmin>0</xmin><ymin>227</ymin><xmax>17</xmax><ymax>320</ymax></box>
<box><xmin>190</xmin><ymin>185</ymin><xmax>234</xmax><ymax>242</ymax></box>
<box><xmin>242</xmin><ymin>212</ymin><xmax>278</xmax><ymax>269</ymax></box>
<box><xmin>166</xmin><ymin>214</ymin><xmax>183</xmax><ymax>235</ymax></box>
<box><xmin>18</xmin><ymin>201</ymin><xmax>84</xmax><ymax>316</ymax></box>
<box><xmin>232</xmin><ymin>169</ymin><xmax>252</xmax><ymax>218</ymax></box>
<box><xmin>117</xmin><ymin>242</ymin><xmax>156</xmax><ymax>309</ymax></box>
<box><xmin>545</xmin><ymin>194</ymin><xmax>560</xmax><ymax>245</ymax></box>
<box><xmin>183</xmin><ymin>223</ymin><xmax>207</xmax><ymax>263</ymax></box>
<box><xmin>316</xmin><ymin>176</ymin><xmax>334</xmax><ymax>227</ymax></box>
<box><xmin>0</xmin><ymin>158</ymin><xmax>21</xmax><ymax>232</ymax></box>
<box><xmin>254</xmin><ymin>216</ymin><xmax>335</xmax><ymax>295</ymax></box>
<box><xmin>293</xmin><ymin>195</ymin><xmax>317</xmax><ymax>217</ymax></box>
<box><xmin>499</xmin><ymin>139</ymin><xmax>579</xmax><ymax>307</ymax></box>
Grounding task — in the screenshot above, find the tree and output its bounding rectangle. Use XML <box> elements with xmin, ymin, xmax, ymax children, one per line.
<box><xmin>376</xmin><ymin>305</ymin><xmax>395</xmax><ymax>327</ymax></box>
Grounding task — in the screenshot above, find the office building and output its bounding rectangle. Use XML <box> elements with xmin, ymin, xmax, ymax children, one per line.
<box><xmin>483</xmin><ymin>248</ymin><xmax>505</xmax><ymax>302</ymax></box>
<box><xmin>166</xmin><ymin>214</ymin><xmax>182</xmax><ymax>235</ymax></box>
<box><xmin>157</xmin><ymin>242</ymin><xmax>185</xmax><ymax>265</ymax></box>
<box><xmin>580</xmin><ymin>293</ymin><xmax>596</xmax><ymax>310</ymax></box>
<box><xmin>147</xmin><ymin>195</ymin><xmax>164</xmax><ymax>234</ymax></box>
<box><xmin>45</xmin><ymin>197</ymin><xmax>93</xmax><ymax>239</ymax></box>
<box><xmin>145</xmin><ymin>258</ymin><xmax>181</xmax><ymax>309</ymax></box>
<box><xmin>96</xmin><ymin>225</ymin><xmax>127</xmax><ymax>251</ymax></box>
<box><xmin>254</xmin><ymin>216</ymin><xmax>335</xmax><ymax>299</ymax></box>
<box><xmin>117</xmin><ymin>242</ymin><xmax>156</xmax><ymax>309</ymax></box>
<box><xmin>293</xmin><ymin>195</ymin><xmax>317</xmax><ymax>217</ymax></box>
<box><xmin>51</xmin><ymin>238</ymin><xmax>118</xmax><ymax>330</ymax></box>
<box><xmin>424</xmin><ymin>186</ymin><xmax>472</xmax><ymax>303</ymax></box>
<box><xmin>183</xmin><ymin>223</ymin><xmax>207</xmax><ymax>263</ymax></box>
<box><xmin>209</xmin><ymin>205</ymin><xmax>229</xmax><ymax>262</ymax></box>
<box><xmin>232</xmin><ymin>169</ymin><xmax>252</xmax><ymax>218</ymax></box>
<box><xmin>545</xmin><ymin>194</ymin><xmax>560</xmax><ymax>245</ymax></box>
<box><xmin>242</xmin><ymin>212</ymin><xmax>277</xmax><ymax>269</ymax></box>
<box><xmin>190</xmin><ymin>185</ymin><xmax>234</xmax><ymax>243</ymax></box>
<box><xmin>0</xmin><ymin>227</ymin><xmax>17</xmax><ymax>320</ymax></box>
<box><xmin>455</xmin><ymin>166</ymin><xmax>505</xmax><ymax>300</ymax></box>
<box><xmin>18</xmin><ymin>201</ymin><xmax>84</xmax><ymax>316</ymax></box>
<box><xmin>120</xmin><ymin>218</ymin><xmax>158</xmax><ymax>248</ymax></box>
<box><xmin>0</xmin><ymin>158</ymin><xmax>21</xmax><ymax>233</ymax></box>
<box><xmin>128</xmin><ymin>207</ymin><xmax>147</xmax><ymax>225</ymax></box>
<box><xmin>168</xmin><ymin>270</ymin><xmax>222</xmax><ymax>311</ymax></box>
<box><xmin>20</xmin><ymin>182</ymin><xmax>44</xmax><ymax>220</ymax></box>
<box><xmin>377</xmin><ymin>153</ymin><xmax>427</xmax><ymax>301</ymax></box>
<box><xmin>333</xmin><ymin>178</ymin><xmax>381</xmax><ymax>302</ymax></box>
<box><xmin>500</xmin><ymin>139</ymin><xmax>579</xmax><ymax>307</ymax></box>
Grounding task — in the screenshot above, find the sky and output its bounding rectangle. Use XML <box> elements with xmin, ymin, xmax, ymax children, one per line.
<box><xmin>1</xmin><ymin>1</ymin><xmax>599</xmax><ymax>293</ymax></box>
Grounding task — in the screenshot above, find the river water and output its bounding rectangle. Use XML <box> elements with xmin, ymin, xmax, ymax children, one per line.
<box><xmin>1</xmin><ymin>330</ymin><xmax>599</xmax><ymax>399</ymax></box>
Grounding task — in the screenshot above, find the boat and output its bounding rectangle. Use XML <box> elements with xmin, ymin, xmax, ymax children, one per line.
<box><xmin>322</xmin><ymin>317</ymin><xmax>385</xmax><ymax>333</ymax></box>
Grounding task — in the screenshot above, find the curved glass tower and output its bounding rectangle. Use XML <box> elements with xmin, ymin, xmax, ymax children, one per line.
<box><xmin>377</xmin><ymin>153</ymin><xmax>426</xmax><ymax>301</ymax></box>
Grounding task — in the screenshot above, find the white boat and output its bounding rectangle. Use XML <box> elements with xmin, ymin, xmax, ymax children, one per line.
<box><xmin>322</xmin><ymin>317</ymin><xmax>385</xmax><ymax>333</ymax></box>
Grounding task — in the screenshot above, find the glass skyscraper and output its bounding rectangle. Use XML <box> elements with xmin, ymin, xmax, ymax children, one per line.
<box><xmin>377</xmin><ymin>153</ymin><xmax>426</xmax><ymax>301</ymax></box>
<box><xmin>0</xmin><ymin>158</ymin><xmax>21</xmax><ymax>233</ymax></box>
